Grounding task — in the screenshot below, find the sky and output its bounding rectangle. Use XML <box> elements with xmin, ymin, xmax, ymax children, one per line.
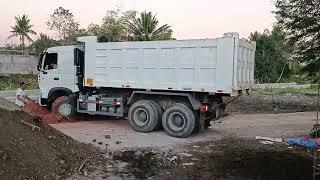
<box><xmin>0</xmin><ymin>0</ymin><xmax>276</xmax><ymax>46</ymax></box>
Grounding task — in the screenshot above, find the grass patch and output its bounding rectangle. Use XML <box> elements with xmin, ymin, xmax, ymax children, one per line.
<box><xmin>0</xmin><ymin>74</ymin><xmax>38</xmax><ymax>91</ymax></box>
<box><xmin>254</xmin><ymin>85</ymin><xmax>318</xmax><ymax>95</ymax></box>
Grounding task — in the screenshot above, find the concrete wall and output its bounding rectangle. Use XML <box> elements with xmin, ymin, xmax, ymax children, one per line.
<box><xmin>0</xmin><ymin>55</ymin><xmax>38</xmax><ymax>74</ymax></box>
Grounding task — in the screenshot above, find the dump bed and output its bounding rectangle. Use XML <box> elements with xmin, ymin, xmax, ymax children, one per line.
<box><xmin>78</xmin><ymin>33</ymin><xmax>255</xmax><ymax>96</ymax></box>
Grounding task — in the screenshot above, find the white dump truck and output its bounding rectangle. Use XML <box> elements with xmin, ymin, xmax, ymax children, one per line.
<box><xmin>37</xmin><ymin>32</ymin><xmax>255</xmax><ymax>138</ymax></box>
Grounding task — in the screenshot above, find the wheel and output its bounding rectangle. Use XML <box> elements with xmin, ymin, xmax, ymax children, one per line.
<box><xmin>128</xmin><ymin>100</ymin><xmax>159</xmax><ymax>133</ymax></box>
<box><xmin>162</xmin><ymin>103</ymin><xmax>196</xmax><ymax>138</ymax></box>
<box><xmin>148</xmin><ymin>100</ymin><xmax>163</xmax><ymax>129</ymax></box>
<box><xmin>51</xmin><ymin>96</ymin><xmax>75</xmax><ymax>118</ymax></box>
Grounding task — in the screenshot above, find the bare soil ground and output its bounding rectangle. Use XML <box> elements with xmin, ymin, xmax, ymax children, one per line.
<box><xmin>1</xmin><ymin>92</ymin><xmax>319</xmax><ymax>179</ymax></box>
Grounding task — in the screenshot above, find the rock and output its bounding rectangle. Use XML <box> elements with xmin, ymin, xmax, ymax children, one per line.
<box><xmin>19</xmin><ymin>138</ymin><xmax>24</xmax><ymax>142</ymax></box>
<box><xmin>115</xmin><ymin>141</ymin><xmax>121</xmax><ymax>144</ymax></box>
<box><xmin>180</xmin><ymin>153</ymin><xmax>193</xmax><ymax>157</ymax></box>
<box><xmin>105</xmin><ymin>135</ymin><xmax>111</xmax><ymax>139</ymax></box>
<box><xmin>169</xmin><ymin>156</ymin><xmax>178</xmax><ymax>162</ymax></box>
<box><xmin>59</xmin><ymin>159</ymin><xmax>65</xmax><ymax>165</ymax></box>
<box><xmin>48</xmin><ymin>136</ymin><xmax>53</xmax><ymax>140</ymax></box>
<box><xmin>98</xmin><ymin>142</ymin><xmax>103</xmax><ymax>145</ymax></box>
<box><xmin>1</xmin><ymin>152</ymin><xmax>8</xmax><ymax>160</ymax></box>
<box><xmin>92</xmin><ymin>139</ymin><xmax>96</xmax><ymax>142</ymax></box>
<box><xmin>83</xmin><ymin>170</ymin><xmax>88</xmax><ymax>176</ymax></box>
<box><xmin>182</xmin><ymin>162</ymin><xmax>195</xmax><ymax>166</ymax></box>
<box><xmin>193</xmin><ymin>145</ymin><xmax>200</xmax><ymax>148</ymax></box>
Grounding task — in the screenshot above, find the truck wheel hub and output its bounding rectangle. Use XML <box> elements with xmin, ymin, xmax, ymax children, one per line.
<box><xmin>134</xmin><ymin>108</ymin><xmax>148</xmax><ymax>126</ymax></box>
<box><xmin>169</xmin><ymin>113</ymin><xmax>185</xmax><ymax>131</ymax></box>
<box><xmin>58</xmin><ymin>103</ymin><xmax>72</xmax><ymax>117</ymax></box>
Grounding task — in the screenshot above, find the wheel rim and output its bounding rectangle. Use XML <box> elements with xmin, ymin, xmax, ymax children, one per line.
<box><xmin>168</xmin><ymin>112</ymin><xmax>185</xmax><ymax>131</ymax></box>
<box><xmin>58</xmin><ymin>103</ymin><xmax>72</xmax><ymax>117</ymax></box>
<box><xmin>133</xmin><ymin>108</ymin><xmax>149</xmax><ymax>126</ymax></box>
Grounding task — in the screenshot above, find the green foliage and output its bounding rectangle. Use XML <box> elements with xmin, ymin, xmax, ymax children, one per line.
<box><xmin>47</xmin><ymin>7</ymin><xmax>81</xmax><ymax>44</ymax></box>
<box><xmin>0</xmin><ymin>75</ymin><xmax>38</xmax><ymax>91</ymax></box>
<box><xmin>98</xmin><ymin>10</ymin><xmax>135</xmax><ymax>42</ymax></box>
<box><xmin>275</xmin><ymin>0</ymin><xmax>320</xmax><ymax>80</ymax></box>
<box><xmin>250</xmin><ymin>26</ymin><xmax>294</xmax><ymax>83</ymax></box>
<box><xmin>126</xmin><ymin>11</ymin><xmax>173</xmax><ymax>41</ymax></box>
<box><xmin>30</xmin><ymin>33</ymin><xmax>59</xmax><ymax>54</ymax></box>
<box><xmin>87</xmin><ymin>23</ymin><xmax>101</xmax><ymax>36</ymax></box>
<box><xmin>8</xmin><ymin>14</ymin><xmax>37</xmax><ymax>50</ymax></box>
<box><xmin>86</xmin><ymin>10</ymin><xmax>172</xmax><ymax>42</ymax></box>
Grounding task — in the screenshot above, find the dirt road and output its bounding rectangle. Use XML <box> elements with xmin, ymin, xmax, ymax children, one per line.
<box><xmin>51</xmin><ymin>111</ymin><xmax>315</xmax><ymax>151</ymax></box>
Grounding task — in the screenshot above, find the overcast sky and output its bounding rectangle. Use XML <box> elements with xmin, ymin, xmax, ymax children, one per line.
<box><xmin>0</xmin><ymin>0</ymin><xmax>276</xmax><ymax>46</ymax></box>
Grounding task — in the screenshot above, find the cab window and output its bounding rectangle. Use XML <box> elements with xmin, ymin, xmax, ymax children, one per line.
<box><xmin>44</xmin><ymin>53</ymin><xmax>58</xmax><ymax>70</ymax></box>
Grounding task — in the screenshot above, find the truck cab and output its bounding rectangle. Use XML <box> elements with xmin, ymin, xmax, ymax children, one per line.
<box><xmin>38</xmin><ymin>46</ymin><xmax>84</xmax><ymax>106</ymax></box>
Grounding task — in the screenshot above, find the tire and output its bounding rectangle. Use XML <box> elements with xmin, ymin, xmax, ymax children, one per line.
<box><xmin>128</xmin><ymin>100</ymin><xmax>159</xmax><ymax>133</ymax></box>
<box><xmin>148</xmin><ymin>100</ymin><xmax>163</xmax><ymax>129</ymax></box>
<box><xmin>162</xmin><ymin>103</ymin><xmax>196</xmax><ymax>138</ymax></box>
<box><xmin>51</xmin><ymin>96</ymin><xmax>75</xmax><ymax>118</ymax></box>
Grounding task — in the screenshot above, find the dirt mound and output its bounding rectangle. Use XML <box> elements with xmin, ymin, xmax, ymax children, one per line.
<box><xmin>0</xmin><ymin>99</ymin><xmax>104</xmax><ymax>179</ymax></box>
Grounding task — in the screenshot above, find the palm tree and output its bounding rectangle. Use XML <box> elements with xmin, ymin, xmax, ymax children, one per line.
<box><xmin>126</xmin><ymin>11</ymin><xmax>172</xmax><ymax>41</ymax></box>
<box><xmin>8</xmin><ymin>14</ymin><xmax>37</xmax><ymax>50</ymax></box>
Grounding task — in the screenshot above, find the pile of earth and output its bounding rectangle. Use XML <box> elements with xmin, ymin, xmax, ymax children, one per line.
<box><xmin>0</xmin><ymin>97</ymin><xmax>105</xmax><ymax>179</ymax></box>
<box><xmin>25</xmin><ymin>100</ymin><xmax>75</xmax><ymax>124</ymax></box>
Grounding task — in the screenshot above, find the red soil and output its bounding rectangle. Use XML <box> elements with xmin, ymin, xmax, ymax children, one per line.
<box><xmin>25</xmin><ymin>101</ymin><xmax>75</xmax><ymax>124</ymax></box>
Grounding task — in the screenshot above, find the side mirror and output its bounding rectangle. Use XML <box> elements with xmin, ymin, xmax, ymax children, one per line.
<box><xmin>37</xmin><ymin>64</ymin><xmax>41</xmax><ymax>71</ymax></box>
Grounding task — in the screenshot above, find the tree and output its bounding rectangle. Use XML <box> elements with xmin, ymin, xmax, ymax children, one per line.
<box><xmin>30</xmin><ymin>33</ymin><xmax>59</xmax><ymax>54</ymax></box>
<box><xmin>87</xmin><ymin>23</ymin><xmax>101</xmax><ymax>36</ymax></box>
<box><xmin>250</xmin><ymin>26</ymin><xmax>293</xmax><ymax>83</ymax></box>
<box><xmin>275</xmin><ymin>0</ymin><xmax>320</xmax><ymax>79</ymax></box>
<box><xmin>126</xmin><ymin>11</ymin><xmax>173</xmax><ymax>41</ymax></box>
<box><xmin>97</xmin><ymin>10</ymin><xmax>137</xmax><ymax>42</ymax></box>
<box><xmin>8</xmin><ymin>14</ymin><xmax>37</xmax><ymax>50</ymax></box>
<box><xmin>47</xmin><ymin>7</ymin><xmax>80</xmax><ymax>44</ymax></box>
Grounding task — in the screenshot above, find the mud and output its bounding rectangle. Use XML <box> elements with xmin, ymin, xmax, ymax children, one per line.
<box><xmin>107</xmin><ymin>138</ymin><xmax>317</xmax><ymax>180</ymax></box>
<box><xmin>0</xmin><ymin>99</ymin><xmax>105</xmax><ymax>179</ymax></box>
<box><xmin>155</xmin><ymin>138</ymin><xmax>317</xmax><ymax>180</ymax></box>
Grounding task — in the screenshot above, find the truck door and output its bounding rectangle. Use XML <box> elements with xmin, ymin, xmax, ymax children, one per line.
<box><xmin>39</xmin><ymin>52</ymin><xmax>59</xmax><ymax>99</ymax></box>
